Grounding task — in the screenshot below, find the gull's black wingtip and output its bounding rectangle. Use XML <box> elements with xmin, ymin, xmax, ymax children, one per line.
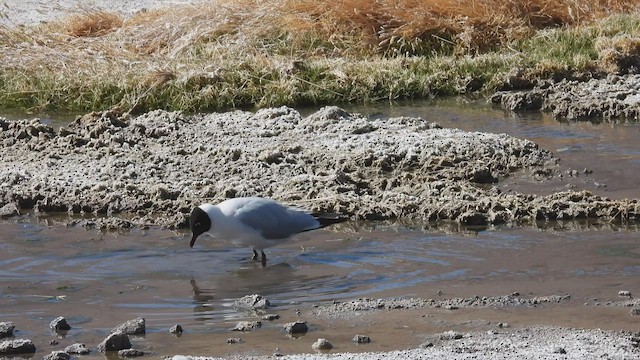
<box><xmin>312</xmin><ymin>212</ymin><xmax>349</xmax><ymax>228</ymax></box>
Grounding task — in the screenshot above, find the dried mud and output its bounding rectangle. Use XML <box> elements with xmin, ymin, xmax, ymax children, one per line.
<box><xmin>1</xmin><ymin>106</ymin><xmax>638</xmax><ymax>229</ymax></box>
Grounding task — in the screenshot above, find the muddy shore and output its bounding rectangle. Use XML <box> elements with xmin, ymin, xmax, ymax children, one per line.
<box><xmin>1</xmin><ymin>105</ymin><xmax>638</xmax><ymax>230</ymax></box>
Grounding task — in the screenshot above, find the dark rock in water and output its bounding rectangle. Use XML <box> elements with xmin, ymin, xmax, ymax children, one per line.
<box><xmin>0</xmin><ymin>203</ymin><xmax>19</xmax><ymax>218</ymax></box>
<box><xmin>226</xmin><ymin>338</ymin><xmax>242</xmax><ymax>344</ymax></box>
<box><xmin>231</xmin><ymin>321</ymin><xmax>261</xmax><ymax>332</ymax></box>
<box><xmin>352</xmin><ymin>334</ymin><xmax>371</xmax><ymax>344</ymax></box>
<box><xmin>311</xmin><ymin>338</ymin><xmax>333</xmax><ymax>350</ymax></box>
<box><xmin>169</xmin><ymin>324</ymin><xmax>183</xmax><ymax>334</ymax></box>
<box><xmin>98</xmin><ymin>332</ymin><xmax>131</xmax><ymax>352</ymax></box>
<box><xmin>0</xmin><ymin>322</ymin><xmax>15</xmax><ymax>338</ymax></box>
<box><xmin>49</xmin><ymin>340</ymin><xmax>59</xmax><ymax>346</ymax></box>
<box><xmin>49</xmin><ymin>316</ymin><xmax>71</xmax><ymax>331</ymax></box>
<box><xmin>112</xmin><ymin>317</ymin><xmax>145</xmax><ymax>335</ymax></box>
<box><xmin>118</xmin><ymin>348</ymin><xmax>146</xmax><ymax>357</ymax></box>
<box><xmin>65</xmin><ymin>343</ymin><xmax>90</xmax><ymax>354</ymax></box>
<box><xmin>261</xmin><ymin>314</ymin><xmax>280</xmax><ymax>321</ymax></box>
<box><xmin>0</xmin><ymin>339</ymin><xmax>36</xmax><ymax>354</ymax></box>
<box><xmin>283</xmin><ymin>321</ymin><xmax>308</xmax><ymax>335</ymax></box>
<box><xmin>235</xmin><ymin>294</ymin><xmax>271</xmax><ymax>310</ymax></box>
<box><xmin>43</xmin><ymin>350</ymin><xmax>70</xmax><ymax>360</ymax></box>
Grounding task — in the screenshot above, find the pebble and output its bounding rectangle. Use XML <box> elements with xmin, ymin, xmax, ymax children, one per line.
<box><xmin>352</xmin><ymin>334</ymin><xmax>371</xmax><ymax>344</ymax></box>
<box><xmin>43</xmin><ymin>350</ymin><xmax>70</xmax><ymax>360</ymax></box>
<box><xmin>630</xmin><ymin>308</ymin><xmax>640</xmax><ymax>316</ymax></box>
<box><xmin>169</xmin><ymin>324</ymin><xmax>183</xmax><ymax>334</ymax></box>
<box><xmin>97</xmin><ymin>332</ymin><xmax>131</xmax><ymax>352</ymax></box>
<box><xmin>552</xmin><ymin>346</ymin><xmax>567</xmax><ymax>354</ymax></box>
<box><xmin>618</xmin><ymin>290</ymin><xmax>631</xmax><ymax>297</ymax></box>
<box><xmin>65</xmin><ymin>343</ymin><xmax>90</xmax><ymax>354</ymax></box>
<box><xmin>0</xmin><ymin>339</ymin><xmax>36</xmax><ymax>354</ymax></box>
<box><xmin>235</xmin><ymin>294</ymin><xmax>271</xmax><ymax>310</ymax></box>
<box><xmin>231</xmin><ymin>321</ymin><xmax>261</xmax><ymax>332</ymax></box>
<box><xmin>497</xmin><ymin>322</ymin><xmax>510</xmax><ymax>328</ymax></box>
<box><xmin>439</xmin><ymin>331</ymin><xmax>463</xmax><ymax>340</ymax></box>
<box><xmin>311</xmin><ymin>338</ymin><xmax>333</xmax><ymax>350</ymax></box>
<box><xmin>49</xmin><ymin>316</ymin><xmax>71</xmax><ymax>331</ymax></box>
<box><xmin>226</xmin><ymin>338</ymin><xmax>242</xmax><ymax>344</ymax></box>
<box><xmin>283</xmin><ymin>321</ymin><xmax>308</xmax><ymax>335</ymax></box>
<box><xmin>118</xmin><ymin>348</ymin><xmax>146</xmax><ymax>357</ymax></box>
<box><xmin>112</xmin><ymin>317</ymin><xmax>145</xmax><ymax>335</ymax></box>
<box><xmin>0</xmin><ymin>322</ymin><xmax>15</xmax><ymax>338</ymax></box>
<box><xmin>262</xmin><ymin>314</ymin><xmax>280</xmax><ymax>321</ymax></box>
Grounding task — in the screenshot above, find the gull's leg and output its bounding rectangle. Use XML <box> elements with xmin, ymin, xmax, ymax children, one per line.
<box><xmin>261</xmin><ymin>251</ymin><xmax>267</xmax><ymax>267</ymax></box>
<box><xmin>252</xmin><ymin>249</ymin><xmax>259</xmax><ymax>261</ymax></box>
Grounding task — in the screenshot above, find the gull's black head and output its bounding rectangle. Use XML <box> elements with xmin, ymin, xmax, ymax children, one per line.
<box><xmin>190</xmin><ymin>207</ymin><xmax>211</xmax><ymax>248</ymax></box>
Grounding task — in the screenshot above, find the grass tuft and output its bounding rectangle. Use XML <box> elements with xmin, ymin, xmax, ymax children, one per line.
<box><xmin>67</xmin><ymin>11</ymin><xmax>123</xmax><ymax>37</ymax></box>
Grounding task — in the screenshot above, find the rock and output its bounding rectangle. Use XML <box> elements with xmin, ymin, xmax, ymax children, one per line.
<box><xmin>49</xmin><ymin>340</ymin><xmax>59</xmax><ymax>346</ymax></box>
<box><xmin>552</xmin><ymin>346</ymin><xmax>567</xmax><ymax>354</ymax></box>
<box><xmin>352</xmin><ymin>334</ymin><xmax>371</xmax><ymax>344</ymax></box>
<box><xmin>234</xmin><ymin>294</ymin><xmax>271</xmax><ymax>310</ymax></box>
<box><xmin>311</xmin><ymin>338</ymin><xmax>333</xmax><ymax>350</ymax></box>
<box><xmin>0</xmin><ymin>339</ymin><xmax>36</xmax><ymax>354</ymax></box>
<box><xmin>43</xmin><ymin>350</ymin><xmax>70</xmax><ymax>360</ymax></box>
<box><xmin>169</xmin><ymin>324</ymin><xmax>183</xmax><ymax>334</ymax></box>
<box><xmin>261</xmin><ymin>314</ymin><xmax>280</xmax><ymax>321</ymax></box>
<box><xmin>65</xmin><ymin>343</ymin><xmax>90</xmax><ymax>354</ymax></box>
<box><xmin>0</xmin><ymin>322</ymin><xmax>15</xmax><ymax>338</ymax></box>
<box><xmin>231</xmin><ymin>321</ymin><xmax>261</xmax><ymax>332</ymax></box>
<box><xmin>49</xmin><ymin>316</ymin><xmax>71</xmax><ymax>331</ymax></box>
<box><xmin>112</xmin><ymin>317</ymin><xmax>145</xmax><ymax>335</ymax></box>
<box><xmin>630</xmin><ymin>308</ymin><xmax>640</xmax><ymax>316</ymax></box>
<box><xmin>618</xmin><ymin>290</ymin><xmax>632</xmax><ymax>297</ymax></box>
<box><xmin>97</xmin><ymin>332</ymin><xmax>131</xmax><ymax>352</ymax></box>
<box><xmin>226</xmin><ymin>338</ymin><xmax>242</xmax><ymax>344</ymax></box>
<box><xmin>439</xmin><ymin>330</ymin><xmax>463</xmax><ymax>340</ymax></box>
<box><xmin>283</xmin><ymin>321</ymin><xmax>308</xmax><ymax>335</ymax></box>
<box><xmin>118</xmin><ymin>348</ymin><xmax>146</xmax><ymax>357</ymax></box>
<box><xmin>497</xmin><ymin>322</ymin><xmax>510</xmax><ymax>328</ymax></box>
<box><xmin>0</xmin><ymin>203</ymin><xmax>19</xmax><ymax>218</ymax></box>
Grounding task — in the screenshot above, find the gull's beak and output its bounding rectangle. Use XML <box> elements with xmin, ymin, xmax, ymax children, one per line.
<box><xmin>190</xmin><ymin>234</ymin><xmax>198</xmax><ymax>248</ymax></box>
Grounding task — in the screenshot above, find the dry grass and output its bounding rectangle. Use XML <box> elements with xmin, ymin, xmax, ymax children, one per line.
<box><xmin>0</xmin><ymin>0</ymin><xmax>640</xmax><ymax>112</ymax></box>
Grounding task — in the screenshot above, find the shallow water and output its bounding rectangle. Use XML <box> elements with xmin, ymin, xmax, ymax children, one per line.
<box><xmin>1</xmin><ymin>100</ymin><xmax>640</xmax><ymax>357</ymax></box>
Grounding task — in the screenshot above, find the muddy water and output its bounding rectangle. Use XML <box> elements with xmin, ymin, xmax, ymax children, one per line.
<box><xmin>2</xmin><ymin>100</ymin><xmax>640</xmax><ymax>358</ymax></box>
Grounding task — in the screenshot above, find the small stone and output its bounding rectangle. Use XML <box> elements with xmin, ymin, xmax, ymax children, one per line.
<box><xmin>43</xmin><ymin>351</ymin><xmax>70</xmax><ymax>360</ymax></box>
<box><xmin>49</xmin><ymin>317</ymin><xmax>71</xmax><ymax>331</ymax></box>
<box><xmin>311</xmin><ymin>338</ymin><xmax>333</xmax><ymax>350</ymax></box>
<box><xmin>352</xmin><ymin>334</ymin><xmax>371</xmax><ymax>344</ymax></box>
<box><xmin>439</xmin><ymin>330</ymin><xmax>463</xmax><ymax>340</ymax></box>
<box><xmin>98</xmin><ymin>332</ymin><xmax>131</xmax><ymax>352</ymax></box>
<box><xmin>231</xmin><ymin>321</ymin><xmax>261</xmax><ymax>332</ymax></box>
<box><xmin>487</xmin><ymin>330</ymin><xmax>498</xmax><ymax>335</ymax></box>
<box><xmin>234</xmin><ymin>294</ymin><xmax>271</xmax><ymax>310</ymax></box>
<box><xmin>618</xmin><ymin>290</ymin><xmax>632</xmax><ymax>297</ymax></box>
<box><xmin>552</xmin><ymin>347</ymin><xmax>567</xmax><ymax>354</ymax></box>
<box><xmin>0</xmin><ymin>203</ymin><xmax>19</xmax><ymax>218</ymax></box>
<box><xmin>511</xmin><ymin>292</ymin><xmax>520</xmax><ymax>296</ymax></box>
<box><xmin>0</xmin><ymin>339</ymin><xmax>36</xmax><ymax>354</ymax></box>
<box><xmin>497</xmin><ymin>322</ymin><xmax>510</xmax><ymax>328</ymax></box>
<box><xmin>169</xmin><ymin>324</ymin><xmax>183</xmax><ymax>334</ymax></box>
<box><xmin>262</xmin><ymin>314</ymin><xmax>280</xmax><ymax>321</ymax></box>
<box><xmin>283</xmin><ymin>321</ymin><xmax>308</xmax><ymax>335</ymax></box>
<box><xmin>112</xmin><ymin>317</ymin><xmax>145</xmax><ymax>335</ymax></box>
<box><xmin>630</xmin><ymin>308</ymin><xmax>640</xmax><ymax>316</ymax></box>
<box><xmin>0</xmin><ymin>322</ymin><xmax>15</xmax><ymax>338</ymax></box>
<box><xmin>65</xmin><ymin>343</ymin><xmax>90</xmax><ymax>355</ymax></box>
<box><xmin>226</xmin><ymin>338</ymin><xmax>242</xmax><ymax>344</ymax></box>
<box><xmin>421</xmin><ymin>342</ymin><xmax>434</xmax><ymax>348</ymax></box>
<box><xmin>49</xmin><ymin>340</ymin><xmax>59</xmax><ymax>346</ymax></box>
<box><xmin>445</xmin><ymin>305</ymin><xmax>458</xmax><ymax>310</ymax></box>
<box><xmin>118</xmin><ymin>349</ymin><xmax>146</xmax><ymax>357</ymax></box>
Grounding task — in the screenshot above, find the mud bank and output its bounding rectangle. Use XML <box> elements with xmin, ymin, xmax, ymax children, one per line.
<box><xmin>491</xmin><ymin>73</ymin><xmax>640</xmax><ymax>121</ymax></box>
<box><xmin>1</xmin><ymin>106</ymin><xmax>639</xmax><ymax>228</ymax></box>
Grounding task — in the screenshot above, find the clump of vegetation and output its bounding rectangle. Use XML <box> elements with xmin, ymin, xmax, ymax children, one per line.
<box><xmin>0</xmin><ymin>0</ymin><xmax>639</xmax><ymax>112</ymax></box>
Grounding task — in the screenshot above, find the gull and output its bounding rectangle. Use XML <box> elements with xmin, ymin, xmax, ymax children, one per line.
<box><xmin>189</xmin><ymin>197</ymin><xmax>347</xmax><ymax>266</ymax></box>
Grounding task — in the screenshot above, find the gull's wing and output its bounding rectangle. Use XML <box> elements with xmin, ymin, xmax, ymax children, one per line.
<box><xmin>227</xmin><ymin>198</ymin><xmax>320</xmax><ymax>240</ymax></box>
